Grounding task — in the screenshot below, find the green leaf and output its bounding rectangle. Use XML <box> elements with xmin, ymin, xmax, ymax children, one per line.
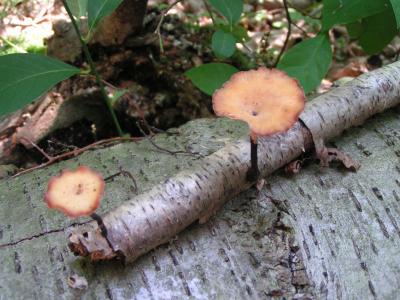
<box><xmin>278</xmin><ymin>34</ymin><xmax>332</xmax><ymax>93</ymax></box>
<box><xmin>66</xmin><ymin>0</ymin><xmax>88</xmax><ymax>19</ymax></box>
<box><xmin>322</xmin><ymin>0</ymin><xmax>390</xmax><ymax>30</ymax></box>
<box><xmin>358</xmin><ymin>8</ymin><xmax>398</xmax><ymax>54</ymax></box>
<box><xmin>346</xmin><ymin>21</ymin><xmax>362</xmax><ymax>39</ymax></box>
<box><xmin>208</xmin><ymin>0</ymin><xmax>243</xmax><ymax>24</ymax></box>
<box><xmin>109</xmin><ymin>89</ymin><xmax>128</xmax><ymax>106</ymax></box>
<box><xmin>217</xmin><ymin>24</ymin><xmax>249</xmax><ymax>42</ymax></box>
<box><xmin>389</xmin><ymin>0</ymin><xmax>400</xmax><ymax>28</ymax></box>
<box><xmin>185</xmin><ymin>63</ymin><xmax>239</xmax><ymax>95</ymax></box>
<box><xmin>289</xmin><ymin>9</ymin><xmax>321</xmax><ymax>29</ymax></box>
<box><xmin>212</xmin><ymin>30</ymin><xmax>236</xmax><ymax>58</ymax></box>
<box><xmin>0</xmin><ymin>54</ymin><xmax>80</xmax><ymax>116</ymax></box>
<box><xmin>87</xmin><ymin>0</ymin><xmax>123</xmax><ymax>39</ymax></box>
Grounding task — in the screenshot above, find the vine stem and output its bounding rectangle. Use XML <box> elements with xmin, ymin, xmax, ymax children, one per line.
<box><xmin>273</xmin><ymin>0</ymin><xmax>292</xmax><ymax>67</ymax></box>
<box><xmin>154</xmin><ymin>0</ymin><xmax>183</xmax><ymax>52</ymax></box>
<box><xmin>61</xmin><ymin>0</ymin><xmax>123</xmax><ymax>136</ymax></box>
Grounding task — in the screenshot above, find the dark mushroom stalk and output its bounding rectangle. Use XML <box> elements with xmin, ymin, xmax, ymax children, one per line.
<box><xmin>212</xmin><ymin>67</ymin><xmax>305</xmax><ymax>182</ymax></box>
<box><xmin>246</xmin><ymin>132</ymin><xmax>260</xmax><ymax>181</ymax></box>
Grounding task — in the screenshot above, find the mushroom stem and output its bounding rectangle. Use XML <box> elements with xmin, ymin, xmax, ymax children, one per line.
<box><xmin>246</xmin><ymin>135</ymin><xmax>260</xmax><ymax>182</ymax></box>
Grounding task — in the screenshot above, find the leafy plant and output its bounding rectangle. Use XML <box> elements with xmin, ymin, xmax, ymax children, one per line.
<box><xmin>186</xmin><ymin>0</ymin><xmax>400</xmax><ymax>96</ymax></box>
<box><xmin>185</xmin><ymin>63</ymin><xmax>238</xmax><ymax>95</ymax></box>
<box><xmin>0</xmin><ymin>0</ymin><xmax>124</xmax><ymax>135</ymax></box>
<box><xmin>278</xmin><ymin>33</ymin><xmax>332</xmax><ymax>93</ymax></box>
<box><xmin>0</xmin><ymin>54</ymin><xmax>80</xmax><ymax>114</ymax></box>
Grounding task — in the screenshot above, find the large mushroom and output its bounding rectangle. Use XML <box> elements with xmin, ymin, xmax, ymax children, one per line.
<box><xmin>212</xmin><ymin>67</ymin><xmax>305</xmax><ymax>181</ymax></box>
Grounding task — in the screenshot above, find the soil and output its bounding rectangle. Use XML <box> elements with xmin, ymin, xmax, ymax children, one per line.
<box><xmin>0</xmin><ymin>3</ymin><xmax>220</xmax><ymax>168</ymax></box>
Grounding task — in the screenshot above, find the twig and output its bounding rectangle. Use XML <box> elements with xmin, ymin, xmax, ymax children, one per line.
<box><xmin>12</xmin><ymin>137</ymin><xmax>141</xmax><ymax>178</ymax></box>
<box><xmin>154</xmin><ymin>0</ymin><xmax>183</xmax><ymax>53</ymax></box>
<box><xmin>291</xmin><ymin>21</ymin><xmax>311</xmax><ymax>38</ymax></box>
<box><xmin>202</xmin><ymin>0</ymin><xmax>216</xmax><ymax>25</ymax></box>
<box><xmin>105</xmin><ymin>169</ymin><xmax>138</xmax><ymax>193</ymax></box>
<box><xmin>273</xmin><ymin>0</ymin><xmax>292</xmax><ymax>67</ymax></box>
<box><xmin>19</xmin><ymin>137</ymin><xmax>53</xmax><ymax>161</ymax></box>
<box><xmin>62</xmin><ymin>0</ymin><xmax>123</xmax><ymax>136</ymax></box>
<box><xmin>0</xmin><ymin>36</ymin><xmax>26</xmax><ymax>53</ymax></box>
<box><xmin>136</xmin><ymin>122</ymin><xmax>204</xmax><ymax>158</ymax></box>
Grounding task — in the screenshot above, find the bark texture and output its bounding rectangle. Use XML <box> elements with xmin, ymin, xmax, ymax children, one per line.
<box><xmin>0</xmin><ymin>119</ymin><xmax>313</xmax><ymax>299</ymax></box>
<box><xmin>0</xmin><ymin>108</ymin><xmax>400</xmax><ymax>298</ymax></box>
<box><xmin>69</xmin><ymin>61</ymin><xmax>400</xmax><ymax>264</ymax></box>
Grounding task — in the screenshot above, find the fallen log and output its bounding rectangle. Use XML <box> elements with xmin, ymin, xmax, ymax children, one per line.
<box><xmin>69</xmin><ymin>61</ymin><xmax>400</xmax><ymax>263</ymax></box>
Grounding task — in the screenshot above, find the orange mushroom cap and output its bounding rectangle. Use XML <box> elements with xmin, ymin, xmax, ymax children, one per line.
<box><xmin>212</xmin><ymin>67</ymin><xmax>305</xmax><ymax>137</ymax></box>
<box><xmin>44</xmin><ymin>166</ymin><xmax>105</xmax><ymax>218</ymax></box>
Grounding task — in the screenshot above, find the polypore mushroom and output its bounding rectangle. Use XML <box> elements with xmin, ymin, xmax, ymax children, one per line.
<box><xmin>45</xmin><ymin>166</ymin><xmax>110</xmax><ymax>239</ymax></box>
<box><xmin>212</xmin><ymin>67</ymin><xmax>305</xmax><ymax>181</ymax></box>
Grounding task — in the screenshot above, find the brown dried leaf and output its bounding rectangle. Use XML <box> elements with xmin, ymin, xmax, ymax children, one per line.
<box><xmin>284</xmin><ymin>160</ymin><xmax>302</xmax><ymax>175</ymax></box>
<box><xmin>315</xmin><ymin>139</ymin><xmax>361</xmax><ymax>171</ymax></box>
<box><xmin>67</xmin><ymin>274</ymin><xmax>88</xmax><ymax>290</ymax></box>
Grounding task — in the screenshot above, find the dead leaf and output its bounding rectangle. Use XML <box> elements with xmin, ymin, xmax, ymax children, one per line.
<box><xmin>331</xmin><ymin>61</ymin><xmax>369</xmax><ymax>81</ymax></box>
<box><xmin>256</xmin><ymin>178</ymin><xmax>265</xmax><ymax>191</ymax></box>
<box><xmin>315</xmin><ymin>139</ymin><xmax>361</xmax><ymax>171</ymax></box>
<box><xmin>324</xmin><ymin>147</ymin><xmax>361</xmax><ymax>171</ymax></box>
<box><xmin>284</xmin><ymin>160</ymin><xmax>302</xmax><ymax>175</ymax></box>
<box><xmin>67</xmin><ymin>274</ymin><xmax>88</xmax><ymax>290</ymax></box>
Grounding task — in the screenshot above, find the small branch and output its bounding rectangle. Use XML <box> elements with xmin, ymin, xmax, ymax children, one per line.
<box><xmin>291</xmin><ymin>21</ymin><xmax>311</xmax><ymax>38</ymax></box>
<box><xmin>12</xmin><ymin>137</ymin><xmax>141</xmax><ymax>178</ymax></box>
<box><xmin>202</xmin><ymin>0</ymin><xmax>216</xmax><ymax>25</ymax></box>
<box><xmin>105</xmin><ymin>169</ymin><xmax>138</xmax><ymax>193</ymax></box>
<box><xmin>62</xmin><ymin>0</ymin><xmax>123</xmax><ymax>136</ymax></box>
<box><xmin>136</xmin><ymin>122</ymin><xmax>204</xmax><ymax>158</ymax></box>
<box><xmin>19</xmin><ymin>137</ymin><xmax>53</xmax><ymax>161</ymax></box>
<box><xmin>0</xmin><ymin>36</ymin><xmax>27</xmax><ymax>53</ymax></box>
<box><xmin>273</xmin><ymin>0</ymin><xmax>292</xmax><ymax>67</ymax></box>
<box><xmin>154</xmin><ymin>0</ymin><xmax>183</xmax><ymax>52</ymax></box>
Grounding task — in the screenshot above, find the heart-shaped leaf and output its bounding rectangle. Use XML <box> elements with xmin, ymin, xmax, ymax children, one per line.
<box><xmin>358</xmin><ymin>8</ymin><xmax>398</xmax><ymax>54</ymax></box>
<box><xmin>278</xmin><ymin>34</ymin><xmax>332</xmax><ymax>93</ymax></box>
<box><xmin>322</xmin><ymin>0</ymin><xmax>390</xmax><ymax>31</ymax></box>
<box><xmin>186</xmin><ymin>63</ymin><xmax>239</xmax><ymax>95</ymax></box>
<box><xmin>217</xmin><ymin>24</ymin><xmax>249</xmax><ymax>42</ymax></box>
<box><xmin>0</xmin><ymin>54</ymin><xmax>80</xmax><ymax>116</ymax></box>
<box><xmin>208</xmin><ymin>0</ymin><xmax>243</xmax><ymax>24</ymax></box>
<box><xmin>212</xmin><ymin>30</ymin><xmax>237</xmax><ymax>58</ymax></box>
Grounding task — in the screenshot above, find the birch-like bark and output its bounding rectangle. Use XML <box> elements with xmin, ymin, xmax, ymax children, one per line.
<box><xmin>69</xmin><ymin>61</ymin><xmax>400</xmax><ymax>263</ymax></box>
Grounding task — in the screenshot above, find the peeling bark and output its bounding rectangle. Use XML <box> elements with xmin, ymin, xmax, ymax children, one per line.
<box><xmin>69</xmin><ymin>61</ymin><xmax>400</xmax><ymax>263</ymax></box>
<box><xmin>300</xmin><ymin>63</ymin><xmax>400</xmax><ymax>165</ymax></box>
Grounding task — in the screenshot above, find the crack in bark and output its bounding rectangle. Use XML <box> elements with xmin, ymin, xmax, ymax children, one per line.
<box><xmin>0</xmin><ymin>221</ymin><xmax>89</xmax><ymax>249</ymax></box>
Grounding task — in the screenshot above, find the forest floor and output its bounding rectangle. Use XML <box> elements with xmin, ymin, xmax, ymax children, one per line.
<box><xmin>0</xmin><ymin>0</ymin><xmax>398</xmax><ymax>175</ymax></box>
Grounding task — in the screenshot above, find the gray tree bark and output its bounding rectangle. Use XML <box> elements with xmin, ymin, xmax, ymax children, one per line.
<box><xmin>68</xmin><ymin>61</ymin><xmax>400</xmax><ymax>267</ymax></box>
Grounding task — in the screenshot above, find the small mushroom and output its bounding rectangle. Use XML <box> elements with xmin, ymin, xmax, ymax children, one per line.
<box><xmin>212</xmin><ymin>67</ymin><xmax>305</xmax><ymax>181</ymax></box>
<box><xmin>44</xmin><ymin>165</ymin><xmax>111</xmax><ymax>241</ymax></box>
<box><xmin>45</xmin><ymin>166</ymin><xmax>105</xmax><ymax>218</ymax></box>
